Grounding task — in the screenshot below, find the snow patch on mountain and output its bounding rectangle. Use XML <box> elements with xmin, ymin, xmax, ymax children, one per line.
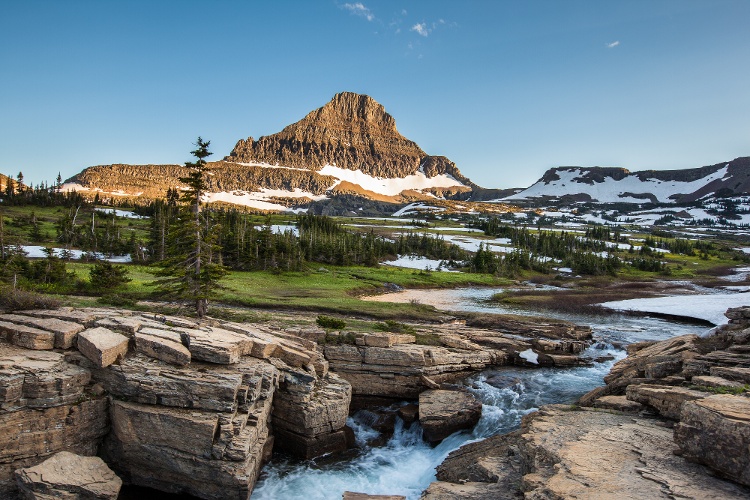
<box><xmin>318</xmin><ymin>164</ymin><xmax>464</xmax><ymax>197</ymax></box>
<box><xmin>203</xmin><ymin>188</ymin><xmax>327</xmax><ymax>212</ymax></box>
<box><xmin>503</xmin><ymin>166</ymin><xmax>730</xmax><ymax>203</ymax></box>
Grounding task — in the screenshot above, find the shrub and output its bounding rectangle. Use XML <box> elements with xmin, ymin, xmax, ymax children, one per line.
<box><xmin>97</xmin><ymin>293</ymin><xmax>137</xmax><ymax>307</ymax></box>
<box><xmin>0</xmin><ymin>287</ymin><xmax>61</xmax><ymax>311</ymax></box>
<box><xmin>375</xmin><ymin>319</ymin><xmax>416</xmax><ymax>335</ymax></box>
<box><xmin>90</xmin><ymin>261</ymin><xmax>131</xmax><ymax>290</ymax></box>
<box><xmin>316</xmin><ymin>315</ymin><xmax>346</xmax><ymax>330</ymax></box>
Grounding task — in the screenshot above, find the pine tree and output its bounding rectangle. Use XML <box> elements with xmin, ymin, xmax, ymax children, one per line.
<box><xmin>152</xmin><ymin>138</ymin><xmax>227</xmax><ymax>318</ymax></box>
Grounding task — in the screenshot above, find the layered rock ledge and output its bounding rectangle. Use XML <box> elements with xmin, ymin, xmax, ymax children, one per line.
<box><xmin>0</xmin><ymin>307</ymin><xmax>351</xmax><ymax>499</ymax></box>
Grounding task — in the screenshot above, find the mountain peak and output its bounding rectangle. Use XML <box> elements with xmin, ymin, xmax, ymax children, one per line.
<box><xmin>226</xmin><ymin>92</ymin><xmax>458</xmax><ymax>179</ymax></box>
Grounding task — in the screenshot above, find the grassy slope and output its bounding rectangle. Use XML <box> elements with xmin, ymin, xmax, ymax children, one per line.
<box><xmin>67</xmin><ymin>262</ymin><xmax>511</xmax><ymax>321</ymax></box>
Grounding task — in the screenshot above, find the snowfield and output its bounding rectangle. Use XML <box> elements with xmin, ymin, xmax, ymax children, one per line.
<box><xmin>502</xmin><ymin>165</ymin><xmax>730</xmax><ymax>204</ymax></box>
<box><xmin>319</xmin><ymin>164</ymin><xmax>464</xmax><ymax>197</ymax></box>
<box><xmin>601</xmin><ymin>291</ymin><xmax>750</xmax><ymax>325</ymax></box>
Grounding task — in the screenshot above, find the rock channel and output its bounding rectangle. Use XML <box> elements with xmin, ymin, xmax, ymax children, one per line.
<box><xmin>423</xmin><ymin>306</ymin><xmax>750</xmax><ymax>499</ymax></box>
<box><xmin>0</xmin><ymin>306</ymin><xmax>598</xmax><ymax>499</ymax></box>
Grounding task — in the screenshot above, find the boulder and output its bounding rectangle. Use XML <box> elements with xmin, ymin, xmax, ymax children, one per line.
<box><xmin>675</xmin><ymin>394</ymin><xmax>750</xmax><ymax>487</ymax></box>
<box><xmin>14</xmin><ymin>451</ymin><xmax>121</xmax><ymax>499</ymax></box>
<box><xmin>77</xmin><ymin>327</ymin><xmax>129</xmax><ymax>368</ymax></box>
<box><xmin>418</xmin><ymin>389</ymin><xmax>482</xmax><ymax>443</ymax></box>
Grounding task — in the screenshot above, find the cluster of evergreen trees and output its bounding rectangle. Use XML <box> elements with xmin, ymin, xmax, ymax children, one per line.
<box><xmin>471</xmin><ymin>217</ymin><xmax>669</xmax><ymax>276</ymax></box>
<box><xmin>149</xmin><ymin>208</ymin><xmax>469</xmax><ymax>272</ymax></box>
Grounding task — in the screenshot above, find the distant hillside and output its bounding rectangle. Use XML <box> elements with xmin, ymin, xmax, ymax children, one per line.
<box><xmin>501</xmin><ymin>157</ymin><xmax>750</xmax><ymax>204</ymax></box>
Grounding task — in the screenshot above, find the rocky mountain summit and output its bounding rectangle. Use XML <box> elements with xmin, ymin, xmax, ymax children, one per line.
<box><xmin>424</xmin><ymin>306</ymin><xmax>750</xmax><ymax>499</ymax></box>
<box><xmin>65</xmin><ymin>92</ymin><xmax>474</xmax><ymax>212</ymax></box>
<box><xmin>226</xmin><ymin>92</ymin><xmax>468</xmax><ymax>184</ymax></box>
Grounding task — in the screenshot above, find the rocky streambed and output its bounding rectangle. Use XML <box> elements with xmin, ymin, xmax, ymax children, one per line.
<box><xmin>1</xmin><ymin>301</ymin><xmax>748</xmax><ymax>499</ymax></box>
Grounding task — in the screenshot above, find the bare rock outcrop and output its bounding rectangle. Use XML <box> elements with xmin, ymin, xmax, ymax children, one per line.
<box><xmin>14</xmin><ymin>451</ymin><xmax>121</xmax><ymax>500</ymax></box>
<box><xmin>675</xmin><ymin>394</ymin><xmax>750</xmax><ymax>487</ymax></box>
<box><xmin>226</xmin><ymin>92</ymin><xmax>467</xmax><ymax>183</ymax></box>
<box><xmin>0</xmin><ymin>308</ymin><xmax>352</xmax><ymax>499</ymax></box>
<box><xmin>422</xmin><ymin>405</ymin><xmax>749</xmax><ymax>499</ymax></box>
<box><xmin>424</xmin><ymin>306</ymin><xmax>750</xmax><ymax>498</ymax></box>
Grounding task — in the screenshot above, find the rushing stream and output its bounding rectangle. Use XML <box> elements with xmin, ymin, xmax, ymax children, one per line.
<box><xmin>252</xmin><ymin>287</ymin><xmax>711</xmax><ymax>500</ymax></box>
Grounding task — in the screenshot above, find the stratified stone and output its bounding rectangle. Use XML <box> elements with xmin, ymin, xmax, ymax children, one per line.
<box><xmin>77</xmin><ymin>327</ymin><xmax>129</xmax><ymax>368</ymax></box>
<box><xmin>110</xmin><ymin>400</ymin><xmax>219</xmax><ymax>457</ymax></box>
<box><xmin>0</xmin><ymin>321</ymin><xmax>55</xmax><ymax>350</ymax></box>
<box><xmin>419</xmin><ymin>390</ymin><xmax>482</xmax><ymax>443</ymax></box>
<box><xmin>14</xmin><ymin>451</ymin><xmax>121</xmax><ymax>500</ymax></box>
<box><xmin>0</xmin><ymin>314</ymin><xmax>84</xmax><ymax>349</ymax></box>
<box><xmin>0</xmin><ymin>399</ymin><xmax>109</xmax><ymax>494</ymax></box>
<box><xmin>517</xmin><ymin>405</ymin><xmax>749</xmax><ymax>499</ymax></box>
<box><xmin>710</xmin><ymin>366</ymin><xmax>750</xmax><ymax>384</ymax></box>
<box><xmin>134</xmin><ymin>331</ymin><xmax>190</xmax><ymax>366</ymax></box>
<box><xmin>592</xmin><ymin>395</ymin><xmax>645</xmax><ymax>413</ymax></box>
<box><xmin>691</xmin><ymin>375</ymin><xmax>746</xmax><ymax>389</ymax></box>
<box><xmin>87</xmin><ymin>354</ymin><xmax>274</xmax><ymax>413</ymax></box>
<box><xmin>675</xmin><ymin>394</ymin><xmax>750</xmax><ymax>487</ymax></box>
<box><xmin>342</xmin><ymin>492</ymin><xmax>406</xmax><ymax>500</ymax></box>
<box><xmin>625</xmin><ymin>384</ymin><xmax>707</xmax><ymax>420</ymax></box>
<box><xmin>0</xmin><ymin>346</ymin><xmax>90</xmax><ymax>409</ymax></box>
<box><xmin>180</xmin><ymin>327</ymin><xmax>252</xmax><ymax>364</ymax></box>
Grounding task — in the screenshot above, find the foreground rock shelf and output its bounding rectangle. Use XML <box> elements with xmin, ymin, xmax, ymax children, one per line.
<box><xmin>424</xmin><ymin>306</ymin><xmax>750</xmax><ymax>499</ymax></box>
<box><xmin>0</xmin><ymin>307</ymin><xmax>350</xmax><ymax>499</ymax></box>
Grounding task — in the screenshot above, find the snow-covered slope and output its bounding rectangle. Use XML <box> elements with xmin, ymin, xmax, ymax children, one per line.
<box><xmin>502</xmin><ymin>165</ymin><xmax>731</xmax><ymax>204</ymax></box>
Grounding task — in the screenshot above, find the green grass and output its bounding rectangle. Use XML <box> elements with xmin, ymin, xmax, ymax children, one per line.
<box><xmin>63</xmin><ymin>262</ymin><xmax>510</xmax><ymax>321</ymax></box>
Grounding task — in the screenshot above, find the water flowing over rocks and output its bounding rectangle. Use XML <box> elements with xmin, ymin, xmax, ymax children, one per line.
<box><xmin>324</xmin><ymin>317</ymin><xmax>593</xmax><ymax>399</ymax></box>
<box><xmin>423</xmin><ymin>306</ymin><xmax>750</xmax><ymax>498</ymax></box>
<box><xmin>0</xmin><ymin>307</ymin><xmax>351</xmax><ymax>499</ymax></box>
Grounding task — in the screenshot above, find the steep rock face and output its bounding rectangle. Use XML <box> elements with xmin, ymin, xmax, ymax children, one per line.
<box><xmin>0</xmin><ymin>344</ymin><xmax>109</xmax><ymax>496</ymax></box>
<box><xmin>0</xmin><ymin>308</ymin><xmax>352</xmax><ymax>500</ymax></box>
<box><xmin>227</xmin><ymin>92</ymin><xmax>466</xmax><ymax>182</ymax></box>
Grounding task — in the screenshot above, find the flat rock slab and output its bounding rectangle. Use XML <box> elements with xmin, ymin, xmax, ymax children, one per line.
<box><xmin>77</xmin><ymin>327</ymin><xmax>129</xmax><ymax>368</ymax></box>
<box><xmin>14</xmin><ymin>451</ymin><xmax>122</xmax><ymax>499</ymax></box>
<box><xmin>134</xmin><ymin>330</ymin><xmax>190</xmax><ymax>366</ymax></box>
<box><xmin>691</xmin><ymin>375</ymin><xmax>746</xmax><ymax>389</ymax></box>
<box><xmin>0</xmin><ymin>321</ymin><xmax>55</xmax><ymax>350</ymax></box>
<box><xmin>419</xmin><ymin>389</ymin><xmax>482</xmax><ymax>443</ymax></box>
<box><xmin>625</xmin><ymin>384</ymin><xmax>708</xmax><ymax>420</ymax></box>
<box><xmin>0</xmin><ymin>314</ymin><xmax>84</xmax><ymax>349</ymax></box>
<box><xmin>592</xmin><ymin>395</ymin><xmax>645</xmax><ymax>413</ymax></box>
<box><xmin>710</xmin><ymin>366</ymin><xmax>750</xmax><ymax>384</ymax></box>
<box><xmin>342</xmin><ymin>493</ymin><xmax>405</xmax><ymax>500</ymax></box>
<box><xmin>520</xmin><ymin>405</ymin><xmax>750</xmax><ymax>499</ymax></box>
<box><xmin>675</xmin><ymin>394</ymin><xmax>750</xmax><ymax>487</ymax></box>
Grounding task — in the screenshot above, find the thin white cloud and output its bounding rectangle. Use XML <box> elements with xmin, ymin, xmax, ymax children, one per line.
<box><xmin>411</xmin><ymin>22</ymin><xmax>429</xmax><ymax>37</ymax></box>
<box><xmin>607</xmin><ymin>40</ymin><xmax>620</xmax><ymax>48</ymax></box>
<box><xmin>342</xmin><ymin>3</ymin><xmax>374</xmax><ymax>22</ymax></box>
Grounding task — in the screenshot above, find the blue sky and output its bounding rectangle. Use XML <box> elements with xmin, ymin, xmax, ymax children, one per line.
<box><xmin>1</xmin><ymin>1</ymin><xmax>749</xmax><ymax>189</ymax></box>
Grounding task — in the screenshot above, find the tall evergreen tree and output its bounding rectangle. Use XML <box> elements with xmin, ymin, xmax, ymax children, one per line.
<box><xmin>152</xmin><ymin>138</ymin><xmax>227</xmax><ymax>318</ymax></box>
